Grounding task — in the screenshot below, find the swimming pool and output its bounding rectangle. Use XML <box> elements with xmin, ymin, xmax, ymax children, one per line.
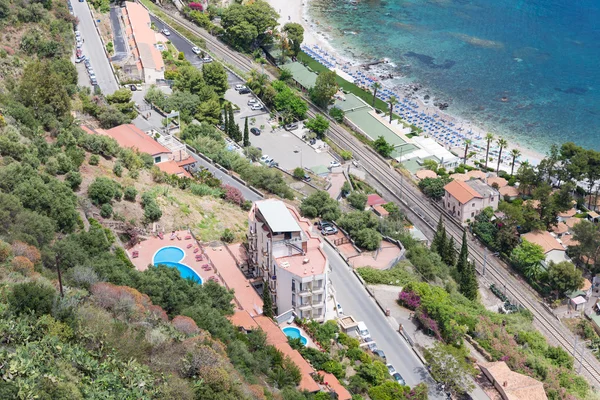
<box><xmin>153</xmin><ymin>246</ymin><xmax>203</xmax><ymax>284</ymax></box>
<box><xmin>282</xmin><ymin>327</ymin><xmax>307</xmax><ymax>346</ymax></box>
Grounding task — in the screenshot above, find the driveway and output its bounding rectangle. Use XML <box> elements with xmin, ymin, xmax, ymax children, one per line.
<box><xmin>109</xmin><ymin>5</ymin><xmax>128</xmax><ymax>62</ymax></box>
<box><xmin>149</xmin><ymin>16</ymin><xmax>243</xmax><ymax>86</ymax></box>
<box><xmin>324</xmin><ymin>244</ymin><xmax>445</xmax><ymax>399</ymax></box>
<box><xmin>71</xmin><ymin>0</ymin><xmax>119</xmax><ymax>94</ymax></box>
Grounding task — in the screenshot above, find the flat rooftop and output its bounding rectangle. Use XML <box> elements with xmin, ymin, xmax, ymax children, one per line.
<box><xmin>256</xmin><ymin>200</ymin><xmax>302</xmax><ymax>233</ymax></box>
<box><xmin>284</xmin><ymin>61</ymin><xmax>318</xmax><ymax>89</ymax></box>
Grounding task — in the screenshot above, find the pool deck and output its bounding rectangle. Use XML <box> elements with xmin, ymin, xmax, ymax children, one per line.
<box><xmin>127</xmin><ymin>230</ymin><xmax>223</xmax><ymax>285</ymax></box>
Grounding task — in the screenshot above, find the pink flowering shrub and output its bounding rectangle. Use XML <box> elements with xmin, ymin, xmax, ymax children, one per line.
<box><xmin>188</xmin><ymin>2</ymin><xmax>203</xmax><ymax>11</ymax></box>
<box><xmin>221</xmin><ymin>184</ymin><xmax>244</xmax><ymax>206</ymax></box>
<box><xmin>415</xmin><ymin>309</ymin><xmax>442</xmax><ymax>341</ymax></box>
<box><xmin>398</xmin><ymin>290</ymin><xmax>421</xmax><ymax>309</ymax></box>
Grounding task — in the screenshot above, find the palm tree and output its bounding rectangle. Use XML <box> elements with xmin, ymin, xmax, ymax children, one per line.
<box><xmin>463</xmin><ymin>139</ymin><xmax>472</xmax><ymax>166</ymax></box>
<box><xmin>510</xmin><ymin>148</ymin><xmax>521</xmax><ymax>176</ymax></box>
<box><xmin>484</xmin><ymin>133</ymin><xmax>494</xmax><ymax>170</ymax></box>
<box><xmin>372</xmin><ymin>82</ymin><xmax>382</xmax><ymax>107</ymax></box>
<box><xmin>496</xmin><ymin>138</ymin><xmax>508</xmax><ymax>174</ymax></box>
<box><xmin>247</xmin><ymin>69</ymin><xmax>268</xmax><ymax>98</ymax></box>
<box><xmin>388</xmin><ymin>96</ymin><xmax>397</xmax><ymax>124</ymax></box>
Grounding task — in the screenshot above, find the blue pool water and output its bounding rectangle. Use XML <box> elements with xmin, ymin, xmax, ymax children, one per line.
<box><xmin>309</xmin><ymin>0</ymin><xmax>600</xmax><ymax>152</ymax></box>
<box><xmin>282</xmin><ymin>327</ymin><xmax>308</xmax><ymax>345</ymax></box>
<box><xmin>153</xmin><ymin>246</ymin><xmax>203</xmax><ymax>284</ymax></box>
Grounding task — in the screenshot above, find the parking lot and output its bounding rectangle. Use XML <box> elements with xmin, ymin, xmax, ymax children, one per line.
<box><xmin>225</xmin><ymin>88</ymin><xmax>334</xmax><ymax>172</ymax></box>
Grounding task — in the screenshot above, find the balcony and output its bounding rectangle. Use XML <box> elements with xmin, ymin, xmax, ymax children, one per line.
<box><xmin>297</xmin><ymin>302</ymin><xmax>312</xmax><ymax>311</ymax></box>
<box><xmin>298</xmin><ymin>289</ymin><xmax>311</xmax><ymax>297</ymax></box>
<box><xmin>312</xmin><ymin>286</ymin><xmax>325</xmax><ymax>295</ymax></box>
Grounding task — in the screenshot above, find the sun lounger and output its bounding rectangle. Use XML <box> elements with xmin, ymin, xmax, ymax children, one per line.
<box><xmin>185</xmin><ymin>235</ymin><xmax>191</xmax><ymax>240</ymax></box>
<box><xmin>132</xmin><ymin>251</ymin><xmax>139</xmax><ymax>258</ymax></box>
<box><xmin>158</xmin><ymin>232</ymin><xmax>164</xmax><ymax>240</ymax></box>
<box><xmin>186</xmin><ymin>244</ymin><xmax>193</xmax><ymax>249</ymax></box>
<box><xmin>193</xmin><ymin>248</ymin><xmax>199</xmax><ymax>253</ymax></box>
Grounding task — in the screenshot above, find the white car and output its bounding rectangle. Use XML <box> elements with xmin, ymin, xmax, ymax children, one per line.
<box><xmin>202</xmin><ymin>57</ymin><xmax>213</xmax><ymax>63</ymax></box>
<box><xmin>75</xmin><ymin>31</ymin><xmax>81</xmax><ymax>38</ymax></box>
<box><xmin>161</xmin><ymin>28</ymin><xmax>171</xmax><ymax>36</ymax></box>
<box><xmin>247</xmin><ymin>98</ymin><xmax>257</xmax><ymax>105</ymax></box>
<box><xmin>387</xmin><ymin>364</ymin><xmax>396</xmax><ymax>375</ymax></box>
<box><xmin>191</xmin><ymin>46</ymin><xmax>201</xmax><ymax>55</ymax></box>
<box><xmin>88</xmin><ymin>68</ymin><xmax>95</xmax><ymax>76</ymax></box>
<box><xmin>336</xmin><ymin>303</ymin><xmax>344</xmax><ymax>315</ymax></box>
<box><xmin>329</xmin><ymin>161</ymin><xmax>341</xmax><ymax>168</ymax></box>
<box><xmin>235</xmin><ymin>84</ymin><xmax>245</xmax><ymax>91</ymax></box>
<box><xmin>250</xmin><ymin>104</ymin><xmax>263</xmax><ymax>111</ymax></box>
<box><xmin>260</xmin><ymin>155</ymin><xmax>273</xmax><ymax>164</ymax></box>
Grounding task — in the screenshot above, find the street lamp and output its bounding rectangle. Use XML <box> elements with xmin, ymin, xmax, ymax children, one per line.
<box><xmin>294</xmin><ymin>146</ymin><xmax>303</xmax><ymax>169</ymax></box>
<box><xmin>482</xmin><ymin>247</ymin><xmax>499</xmax><ymax>276</ymax></box>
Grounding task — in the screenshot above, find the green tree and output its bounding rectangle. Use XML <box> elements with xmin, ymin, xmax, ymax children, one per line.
<box><xmin>143</xmin><ymin>200</ymin><xmax>162</xmax><ymax>222</ymax></box>
<box><xmin>371</xmin><ymin>82</ymin><xmax>382</xmax><ymax>107</ymax></box>
<box><xmin>202</xmin><ymin>62</ymin><xmax>229</xmax><ymax>96</ymax></box>
<box><xmin>368</xmin><ymin>381</ymin><xmax>409</xmax><ymax>400</ymax></box>
<box><xmin>341</xmin><ymin>181</ymin><xmax>351</xmax><ymax>197</ymax></box>
<box><xmin>431</xmin><ymin>217</ymin><xmax>447</xmax><ymax>256</ymax></box>
<box><xmin>547</xmin><ymin>261</ymin><xmax>584</xmax><ymax>297</ymax></box>
<box><xmin>418</xmin><ymin>177</ymin><xmax>450</xmax><ymax>200</ymax></box>
<box><xmin>9</xmin><ymin>282</ymin><xmax>56</xmax><ymax>316</ymax></box>
<box><xmin>243</xmin><ymin>117</ymin><xmax>250</xmax><ymax>147</ymax></box>
<box><xmin>510</xmin><ymin>238</ymin><xmax>545</xmax><ymax>273</ymax></box>
<box><xmin>18</xmin><ymin>60</ymin><xmax>71</xmax><ymax>121</ymax></box>
<box><xmin>304</xmin><ymin>114</ymin><xmax>329</xmax><ymax>138</ymax></box>
<box><xmin>571</xmin><ymin>220</ymin><xmax>600</xmax><ymax>267</ymax></box>
<box><xmin>484</xmin><ymin>132</ymin><xmax>494</xmax><ymax>170</ymax></box>
<box><xmin>282</xmin><ymin>23</ymin><xmax>304</xmax><ymax>57</ymax></box>
<box><xmin>354</xmin><ymin>228</ymin><xmax>382</xmax><ymax>251</ymax></box>
<box><xmin>443</xmin><ymin>236</ymin><xmax>456</xmax><ymax>267</ymax></box>
<box><xmin>329</xmin><ymin>107</ymin><xmax>345</xmax><ymax>123</ymax></box>
<box><xmin>456</xmin><ymin>231</ymin><xmax>477</xmax><ymax>300</ymax></box>
<box><xmin>174</xmin><ymin>65</ymin><xmax>206</xmax><ymax>94</ymax></box>
<box><xmin>496</xmin><ymin>138</ymin><xmax>508</xmax><ymax>174</ymax></box>
<box><xmin>347</xmin><ymin>191</ymin><xmax>368</xmax><ymax>210</ymax></box>
<box><xmin>424</xmin><ymin>342</ymin><xmax>476</xmax><ymax>395</ymax></box>
<box><xmin>510</xmin><ymin>148</ymin><xmax>521</xmax><ymax>176</ymax></box>
<box><xmin>293</xmin><ymin>167</ymin><xmax>305</xmax><ymax>180</ymax></box>
<box><xmin>100</xmin><ymin>203</ymin><xmax>113</xmax><ymax>218</ymax></box>
<box><xmin>310</xmin><ymin>70</ymin><xmax>338</xmax><ymax>108</ymax></box>
<box><xmin>388</xmin><ymin>96</ymin><xmax>397</xmax><ymax>123</ymax></box>
<box><xmin>279</xmin><ymin>67</ymin><xmax>293</xmax><ymax>82</ymax></box>
<box><xmin>300</xmin><ymin>191</ymin><xmax>341</xmax><ymax>221</ymax></box>
<box><xmin>124</xmin><ymin>186</ymin><xmax>137</xmax><ymax>202</ymax></box>
<box><xmin>65</xmin><ymin>171</ymin><xmax>82</xmax><ymax>190</ymax></box>
<box><xmin>462</xmin><ymin>139</ymin><xmax>472</xmax><ymax>165</ymax></box>
<box><xmin>88</xmin><ymin>177</ymin><xmax>117</xmax><ymax>205</ymax></box>
<box><xmin>221</xmin><ymin>1</ymin><xmax>279</xmax><ymax>51</ymax></box>
<box><xmin>262</xmin><ymin>286</ymin><xmax>273</xmax><ymax>318</ymax></box>
<box><xmin>373</xmin><ymin>136</ymin><xmax>394</xmax><ymax>158</ymax></box>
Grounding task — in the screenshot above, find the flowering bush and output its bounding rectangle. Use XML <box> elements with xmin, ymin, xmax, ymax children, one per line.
<box><xmin>11</xmin><ymin>241</ymin><xmax>41</xmax><ymax>264</ymax></box>
<box><xmin>221</xmin><ymin>184</ymin><xmax>244</xmax><ymax>206</ymax></box>
<box><xmin>11</xmin><ymin>256</ymin><xmax>34</xmax><ymax>276</ymax></box>
<box><xmin>172</xmin><ymin>315</ymin><xmax>200</xmax><ymax>335</ymax></box>
<box><xmin>188</xmin><ymin>2</ymin><xmax>203</xmax><ymax>11</ymax></box>
<box><xmin>415</xmin><ymin>309</ymin><xmax>442</xmax><ymax>341</ymax></box>
<box><xmin>398</xmin><ymin>290</ymin><xmax>421</xmax><ymax>309</ymax></box>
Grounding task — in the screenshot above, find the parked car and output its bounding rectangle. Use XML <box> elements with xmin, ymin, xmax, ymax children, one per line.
<box><xmin>392</xmin><ymin>373</ymin><xmax>405</xmax><ymax>385</ymax></box>
<box><xmin>191</xmin><ymin>46</ymin><xmax>201</xmax><ymax>55</ymax></box>
<box><xmin>309</xmin><ymin>138</ymin><xmax>317</xmax><ymax>145</ymax></box>
<box><xmin>260</xmin><ymin>155</ymin><xmax>273</xmax><ymax>164</ymax></box>
<box><xmin>358</xmin><ymin>321</ymin><xmax>370</xmax><ymax>339</ymax></box>
<box><xmin>76</xmin><ymin>41</ymin><xmax>83</xmax><ymax>49</ymax></box>
<box><xmin>250</xmin><ymin>127</ymin><xmax>260</xmax><ymax>136</ymax></box>
<box><xmin>321</xmin><ymin>226</ymin><xmax>338</xmax><ymax>236</ymax></box>
<box><xmin>302</xmin><ymin>174</ymin><xmax>311</xmax><ymax>183</ymax></box>
<box><xmin>202</xmin><ymin>57</ymin><xmax>213</xmax><ymax>63</ymax></box>
<box><xmin>239</xmin><ymin>87</ymin><xmax>250</xmax><ymax>94</ymax></box>
<box><xmin>317</xmin><ymin>220</ymin><xmax>333</xmax><ymax>230</ymax></box>
<box><xmin>329</xmin><ymin>161</ymin><xmax>341</xmax><ymax>168</ymax></box>
<box><xmin>75</xmin><ymin>31</ymin><xmax>81</xmax><ymax>39</ymax></box>
<box><xmin>161</xmin><ymin>28</ymin><xmax>171</xmax><ymax>36</ymax></box>
<box><xmin>129</xmin><ymin>84</ymin><xmax>137</xmax><ymax>91</ymax></box>
<box><xmin>75</xmin><ymin>56</ymin><xmax>84</xmax><ymax>63</ymax></box>
<box><xmin>366</xmin><ymin>341</ymin><xmax>377</xmax><ymax>352</ymax></box>
<box><xmin>374</xmin><ymin>349</ymin><xmax>386</xmax><ymax>360</ymax></box>
<box><xmin>76</xmin><ymin>49</ymin><xmax>82</xmax><ymax>58</ymax></box>
<box><xmin>336</xmin><ymin>303</ymin><xmax>343</xmax><ymax>315</ymax></box>
<box><xmin>250</xmin><ymin>104</ymin><xmax>263</xmax><ymax>111</ymax></box>
<box><xmin>284</xmin><ymin>122</ymin><xmax>298</xmax><ymax>131</ymax></box>
<box><xmin>268</xmin><ymin>160</ymin><xmax>279</xmax><ymax>168</ymax></box>
<box><xmin>386</xmin><ymin>364</ymin><xmax>396</xmax><ymax>374</ymax></box>
<box><xmin>235</xmin><ymin>84</ymin><xmax>245</xmax><ymax>91</ymax></box>
<box><xmin>247</xmin><ymin>98</ymin><xmax>257</xmax><ymax>105</ymax></box>
<box><xmin>88</xmin><ymin>68</ymin><xmax>95</xmax><ymax>76</ymax></box>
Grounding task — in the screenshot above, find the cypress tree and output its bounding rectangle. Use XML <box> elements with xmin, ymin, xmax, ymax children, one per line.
<box><xmin>443</xmin><ymin>236</ymin><xmax>456</xmax><ymax>267</ymax></box>
<box><xmin>222</xmin><ymin>106</ymin><xmax>228</xmax><ymax>132</ymax></box>
<box><xmin>262</xmin><ymin>286</ymin><xmax>273</xmax><ymax>318</ymax></box>
<box><xmin>456</xmin><ymin>231</ymin><xmax>478</xmax><ymax>300</ymax></box>
<box><xmin>243</xmin><ymin>117</ymin><xmax>250</xmax><ymax>147</ymax></box>
<box><xmin>431</xmin><ymin>217</ymin><xmax>446</xmax><ymax>258</ymax></box>
<box><xmin>228</xmin><ymin>104</ymin><xmax>236</xmax><ymax>139</ymax></box>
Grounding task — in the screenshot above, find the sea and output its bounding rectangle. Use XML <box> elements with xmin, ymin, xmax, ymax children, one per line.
<box><xmin>307</xmin><ymin>0</ymin><xmax>600</xmax><ymax>153</ymax></box>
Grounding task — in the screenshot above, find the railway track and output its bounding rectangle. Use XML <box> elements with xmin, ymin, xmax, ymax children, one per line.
<box><xmin>142</xmin><ymin>3</ymin><xmax>600</xmax><ymax>385</ymax></box>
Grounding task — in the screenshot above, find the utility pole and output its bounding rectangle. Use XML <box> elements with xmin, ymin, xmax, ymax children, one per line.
<box><xmin>55</xmin><ymin>253</ymin><xmax>64</xmax><ymax>298</ymax></box>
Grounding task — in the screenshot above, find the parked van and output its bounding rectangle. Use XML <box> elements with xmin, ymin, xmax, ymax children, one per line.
<box><xmin>357</xmin><ymin>322</ymin><xmax>370</xmax><ymax>338</ymax></box>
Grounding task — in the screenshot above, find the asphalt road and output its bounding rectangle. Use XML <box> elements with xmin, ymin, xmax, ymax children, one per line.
<box><xmin>71</xmin><ymin>0</ymin><xmax>119</xmax><ymax>94</ymax></box>
<box><xmin>323</xmin><ymin>244</ymin><xmax>445</xmax><ymax>399</ymax></box>
<box><xmin>150</xmin><ymin>16</ymin><xmax>243</xmax><ymax>86</ymax></box>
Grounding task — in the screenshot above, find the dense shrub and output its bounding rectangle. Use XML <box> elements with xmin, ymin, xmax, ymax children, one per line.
<box><xmin>124</xmin><ymin>186</ymin><xmax>137</xmax><ymax>202</ymax></box>
<box><xmin>9</xmin><ymin>282</ymin><xmax>56</xmax><ymax>316</ymax></box>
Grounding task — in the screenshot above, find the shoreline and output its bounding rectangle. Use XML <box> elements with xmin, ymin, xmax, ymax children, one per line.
<box><xmin>270</xmin><ymin>0</ymin><xmax>546</xmax><ymax>170</ymax></box>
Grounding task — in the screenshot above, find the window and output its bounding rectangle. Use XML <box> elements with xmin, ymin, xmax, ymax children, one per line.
<box><xmin>458</xmin><ymin>211</ymin><xmax>460</xmax><ymax>216</ymax></box>
<box><xmin>154</xmin><ymin>156</ymin><xmax>161</xmax><ymax>163</ymax></box>
<box><xmin>491</xmin><ymin>197</ymin><xmax>494</xmax><ymax>201</ymax></box>
<box><xmin>471</xmin><ymin>212</ymin><xmax>474</xmax><ymax>217</ymax></box>
<box><xmin>284</xmin><ymin>232</ymin><xmax>292</xmax><ymax>240</ymax></box>
<box><xmin>291</xmin><ymin>294</ymin><xmax>296</xmax><ymax>307</ymax></box>
<box><xmin>291</xmin><ymin>280</ymin><xmax>295</xmax><ymax>292</ymax></box>
<box><xmin>472</xmin><ymin>202</ymin><xmax>475</xmax><ymax>207</ymax></box>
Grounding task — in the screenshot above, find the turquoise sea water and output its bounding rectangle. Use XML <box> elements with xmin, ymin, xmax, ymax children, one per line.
<box><xmin>154</xmin><ymin>246</ymin><xmax>203</xmax><ymax>284</ymax></box>
<box><xmin>308</xmin><ymin>0</ymin><xmax>600</xmax><ymax>152</ymax></box>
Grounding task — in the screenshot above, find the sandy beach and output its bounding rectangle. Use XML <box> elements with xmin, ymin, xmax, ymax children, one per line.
<box><xmin>268</xmin><ymin>0</ymin><xmax>546</xmax><ymax>171</ymax></box>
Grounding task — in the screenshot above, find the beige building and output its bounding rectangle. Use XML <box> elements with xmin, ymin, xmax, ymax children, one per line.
<box><xmin>247</xmin><ymin>200</ymin><xmax>328</xmax><ymax>321</ymax></box>
<box><xmin>480</xmin><ymin>361</ymin><xmax>548</xmax><ymax>400</ymax></box>
<box><xmin>521</xmin><ymin>230</ymin><xmax>570</xmax><ymax>265</ymax></box>
<box><xmin>443</xmin><ymin>179</ymin><xmax>499</xmax><ymax>223</ymax></box>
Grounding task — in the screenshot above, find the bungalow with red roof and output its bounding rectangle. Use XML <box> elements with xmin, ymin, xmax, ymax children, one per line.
<box><xmin>366</xmin><ymin>194</ymin><xmax>386</xmax><ymax>208</ymax></box>
<box><xmin>521</xmin><ymin>230</ymin><xmax>570</xmax><ymax>265</ymax></box>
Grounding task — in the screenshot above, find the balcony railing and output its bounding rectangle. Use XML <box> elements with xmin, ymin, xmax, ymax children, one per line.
<box><xmin>312</xmin><ymin>286</ymin><xmax>324</xmax><ymax>295</ymax></box>
<box><xmin>298</xmin><ymin>289</ymin><xmax>311</xmax><ymax>297</ymax></box>
<box><xmin>297</xmin><ymin>303</ymin><xmax>312</xmax><ymax>311</ymax></box>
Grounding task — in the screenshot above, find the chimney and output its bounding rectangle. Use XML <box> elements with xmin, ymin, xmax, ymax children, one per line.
<box><xmin>503</xmin><ymin>381</ymin><xmax>508</xmax><ymax>387</ymax></box>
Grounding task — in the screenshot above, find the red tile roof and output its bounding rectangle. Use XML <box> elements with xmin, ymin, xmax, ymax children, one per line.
<box><xmin>367</xmin><ymin>194</ymin><xmax>386</xmax><ymax>207</ymax></box>
<box><xmin>124</xmin><ymin>2</ymin><xmax>164</xmax><ymax>72</ymax></box>
<box><xmin>521</xmin><ymin>231</ymin><xmax>564</xmax><ymax>253</ymax></box>
<box><xmin>228</xmin><ymin>309</ymin><xmax>258</xmax><ymax>331</ymax></box>
<box><xmin>444</xmin><ymin>180</ymin><xmax>482</xmax><ymax>204</ymax></box>
<box><xmin>91</xmin><ymin>124</ymin><xmax>171</xmax><ymax>157</ymax></box>
<box><xmin>319</xmin><ymin>372</ymin><xmax>352</xmax><ymax>400</ymax></box>
<box><xmin>157</xmin><ymin>160</ymin><xmax>192</xmax><ymax>177</ymax></box>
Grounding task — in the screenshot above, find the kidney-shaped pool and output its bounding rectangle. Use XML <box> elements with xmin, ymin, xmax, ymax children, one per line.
<box><xmin>153</xmin><ymin>246</ymin><xmax>203</xmax><ymax>284</ymax></box>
